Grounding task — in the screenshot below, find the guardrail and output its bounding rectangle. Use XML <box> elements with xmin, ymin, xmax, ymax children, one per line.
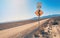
<box><xmin>0</xmin><ymin>19</ymin><xmax>49</xmax><ymax>38</ymax></box>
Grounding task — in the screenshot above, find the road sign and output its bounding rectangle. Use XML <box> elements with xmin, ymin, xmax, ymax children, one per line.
<box><xmin>35</xmin><ymin>9</ymin><xmax>43</xmax><ymax>16</ymax></box>
<box><xmin>35</xmin><ymin>2</ymin><xmax>43</xmax><ymax>16</ymax></box>
<box><xmin>37</xmin><ymin>2</ymin><xmax>41</xmax><ymax>9</ymax></box>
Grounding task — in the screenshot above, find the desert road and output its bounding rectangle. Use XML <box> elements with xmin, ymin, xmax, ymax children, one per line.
<box><xmin>0</xmin><ymin>19</ymin><xmax>49</xmax><ymax>38</ymax></box>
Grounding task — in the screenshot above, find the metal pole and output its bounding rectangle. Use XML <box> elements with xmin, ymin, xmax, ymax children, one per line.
<box><xmin>38</xmin><ymin>16</ymin><xmax>40</xmax><ymax>26</ymax></box>
<box><xmin>37</xmin><ymin>2</ymin><xmax>41</xmax><ymax>29</ymax></box>
<box><xmin>38</xmin><ymin>10</ymin><xmax>40</xmax><ymax>26</ymax></box>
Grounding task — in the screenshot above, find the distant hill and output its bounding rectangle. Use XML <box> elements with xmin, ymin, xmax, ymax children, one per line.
<box><xmin>31</xmin><ymin>14</ymin><xmax>60</xmax><ymax>20</ymax></box>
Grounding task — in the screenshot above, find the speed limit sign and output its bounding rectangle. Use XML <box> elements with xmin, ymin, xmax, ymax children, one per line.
<box><xmin>37</xmin><ymin>2</ymin><xmax>42</xmax><ymax>9</ymax></box>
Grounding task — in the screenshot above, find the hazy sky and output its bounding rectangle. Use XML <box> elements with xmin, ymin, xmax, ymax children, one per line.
<box><xmin>0</xmin><ymin>0</ymin><xmax>60</xmax><ymax>23</ymax></box>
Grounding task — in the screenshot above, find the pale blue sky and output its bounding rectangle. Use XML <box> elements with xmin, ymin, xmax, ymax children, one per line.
<box><xmin>0</xmin><ymin>0</ymin><xmax>60</xmax><ymax>23</ymax></box>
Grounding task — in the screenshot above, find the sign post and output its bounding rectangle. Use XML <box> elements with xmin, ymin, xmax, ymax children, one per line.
<box><xmin>35</xmin><ymin>2</ymin><xmax>43</xmax><ymax>26</ymax></box>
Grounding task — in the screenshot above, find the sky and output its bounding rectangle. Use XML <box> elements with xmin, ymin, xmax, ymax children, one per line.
<box><xmin>0</xmin><ymin>0</ymin><xmax>60</xmax><ymax>23</ymax></box>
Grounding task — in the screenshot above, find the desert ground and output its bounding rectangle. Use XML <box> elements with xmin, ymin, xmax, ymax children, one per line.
<box><xmin>0</xmin><ymin>18</ymin><xmax>49</xmax><ymax>38</ymax></box>
<box><xmin>0</xmin><ymin>19</ymin><xmax>37</xmax><ymax>30</ymax></box>
<box><xmin>0</xmin><ymin>16</ymin><xmax>60</xmax><ymax>38</ymax></box>
<box><xmin>34</xmin><ymin>17</ymin><xmax>60</xmax><ymax>38</ymax></box>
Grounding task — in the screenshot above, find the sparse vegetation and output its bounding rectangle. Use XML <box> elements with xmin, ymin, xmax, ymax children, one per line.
<box><xmin>34</xmin><ymin>18</ymin><xmax>60</xmax><ymax>38</ymax></box>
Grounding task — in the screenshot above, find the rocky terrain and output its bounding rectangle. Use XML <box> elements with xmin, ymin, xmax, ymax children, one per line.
<box><xmin>34</xmin><ymin>17</ymin><xmax>60</xmax><ymax>38</ymax></box>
